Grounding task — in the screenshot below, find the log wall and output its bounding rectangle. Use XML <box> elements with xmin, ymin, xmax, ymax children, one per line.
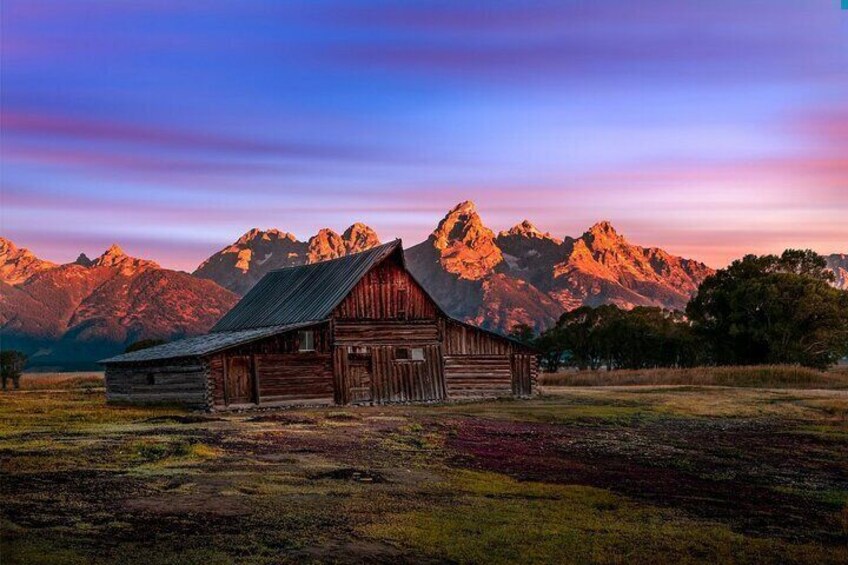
<box><xmin>208</xmin><ymin>324</ymin><xmax>333</xmax><ymax>409</ymax></box>
<box><xmin>333</xmin><ymin>320</ymin><xmax>440</xmax><ymax>345</ymax></box>
<box><xmin>254</xmin><ymin>352</ymin><xmax>334</xmax><ymax>404</ymax></box>
<box><xmin>441</xmin><ymin>319</ymin><xmax>534</xmax><ymax>398</ymax></box>
<box><xmin>444</xmin><ymin>355</ymin><xmax>512</xmax><ymax>398</ymax></box>
<box><xmin>105</xmin><ymin>358</ymin><xmax>210</xmax><ymax>408</ymax></box>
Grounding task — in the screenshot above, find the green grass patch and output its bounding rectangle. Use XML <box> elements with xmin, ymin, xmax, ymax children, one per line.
<box><xmin>540</xmin><ymin>365</ymin><xmax>848</xmax><ymax>389</ymax></box>
<box><xmin>365</xmin><ymin>470</ymin><xmax>848</xmax><ymax>564</ymax></box>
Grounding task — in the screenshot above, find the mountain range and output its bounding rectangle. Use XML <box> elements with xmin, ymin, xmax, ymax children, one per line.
<box><xmin>2</xmin><ymin>202</ymin><xmax>844</xmax><ymax>369</ymax></box>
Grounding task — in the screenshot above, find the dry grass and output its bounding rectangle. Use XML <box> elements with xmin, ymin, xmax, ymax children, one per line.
<box><xmin>539</xmin><ymin>365</ymin><xmax>848</xmax><ymax>389</ymax></box>
<box><xmin>12</xmin><ymin>372</ymin><xmax>105</xmax><ymax>391</ymax></box>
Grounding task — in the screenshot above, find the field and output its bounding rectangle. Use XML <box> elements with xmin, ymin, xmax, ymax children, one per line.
<box><xmin>2</xmin><ymin>372</ymin><xmax>848</xmax><ymax>564</ymax></box>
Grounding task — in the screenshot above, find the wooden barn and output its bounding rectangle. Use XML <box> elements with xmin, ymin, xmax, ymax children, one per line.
<box><xmin>101</xmin><ymin>241</ymin><xmax>537</xmax><ymax>410</ymax></box>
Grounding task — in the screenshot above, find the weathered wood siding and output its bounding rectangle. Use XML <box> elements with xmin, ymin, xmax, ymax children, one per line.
<box><xmin>255</xmin><ymin>352</ymin><xmax>333</xmax><ymax>404</ymax></box>
<box><xmin>442</xmin><ymin>319</ymin><xmax>516</xmax><ymax>355</ymax></box>
<box><xmin>444</xmin><ymin>355</ymin><xmax>512</xmax><ymax>398</ymax></box>
<box><xmin>105</xmin><ymin>358</ymin><xmax>209</xmax><ymax>408</ymax></box>
<box><xmin>208</xmin><ymin>324</ymin><xmax>333</xmax><ymax>408</ymax></box>
<box><xmin>331</xmin><ymin>320</ymin><xmax>447</xmax><ymax>404</ymax></box>
<box><xmin>442</xmin><ymin>319</ymin><xmax>534</xmax><ymax>398</ymax></box>
<box><xmin>511</xmin><ymin>353</ymin><xmax>537</xmax><ymax>397</ymax></box>
<box><xmin>334</xmin><ymin>256</ymin><xmax>439</xmax><ymax>320</ymax></box>
<box><xmin>334</xmin><ymin>320</ymin><xmax>440</xmax><ymax>345</ymax></box>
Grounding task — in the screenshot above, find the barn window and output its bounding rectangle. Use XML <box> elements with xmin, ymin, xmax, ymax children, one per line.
<box><xmin>347</xmin><ymin>345</ymin><xmax>370</xmax><ymax>361</ymax></box>
<box><xmin>146</xmin><ymin>373</ymin><xmax>156</xmax><ymax>385</ymax></box>
<box><xmin>298</xmin><ymin>330</ymin><xmax>315</xmax><ymax>352</ymax></box>
<box><xmin>396</xmin><ymin>347</ymin><xmax>425</xmax><ymax>362</ymax></box>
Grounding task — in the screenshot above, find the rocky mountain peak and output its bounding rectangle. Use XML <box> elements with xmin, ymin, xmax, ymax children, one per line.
<box><xmin>343</xmin><ymin>223</ymin><xmax>381</xmax><ymax>253</ymax></box>
<box><xmin>0</xmin><ymin>237</ymin><xmax>57</xmax><ymax>285</ymax></box>
<box><xmin>583</xmin><ymin>221</ymin><xmax>625</xmax><ymax>248</ymax></box>
<box><xmin>308</xmin><ymin>228</ymin><xmax>346</xmax><ymax>263</ymax></box>
<box><xmin>433</xmin><ymin>201</ymin><xmax>490</xmax><ymax>247</ymax></box>
<box><xmin>430</xmin><ymin>201</ymin><xmax>503</xmax><ymax>280</ymax></box>
<box><xmin>235</xmin><ymin>228</ymin><xmax>297</xmax><ymax>246</ymax></box>
<box><xmin>74</xmin><ymin>253</ymin><xmax>93</xmax><ymax>267</ymax></box>
<box><xmin>91</xmin><ymin>244</ymin><xmax>159</xmax><ymax>274</ymax></box>
<box><xmin>500</xmin><ymin>220</ymin><xmax>562</xmax><ymax>243</ymax></box>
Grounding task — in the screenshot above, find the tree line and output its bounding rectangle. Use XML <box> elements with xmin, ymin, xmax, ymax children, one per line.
<box><xmin>513</xmin><ymin>250</ymin><xmax>848</xmax><ymax>371</ymax></box>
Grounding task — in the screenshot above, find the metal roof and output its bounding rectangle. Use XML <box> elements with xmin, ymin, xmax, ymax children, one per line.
<box><xmin>211</xmin><ymin>240</ymin><xmax>402</xmax><ymax>332</ymax></box>
<box><xmin>100</xmin><ymin>322</ymin><xmax>317</xmax><ymax>364</ymax></box>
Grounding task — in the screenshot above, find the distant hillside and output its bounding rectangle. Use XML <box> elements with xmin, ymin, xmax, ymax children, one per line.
<box><xmin>0</xmin><ymin>240</ymin><xmax>237</xmax><ymax>369</ymax></box>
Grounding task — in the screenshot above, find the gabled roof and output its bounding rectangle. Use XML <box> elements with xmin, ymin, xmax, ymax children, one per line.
<box><xmin>212</xmin><ymin>240</ymin><xmax>402</xmax><ymax>332</ymax></box>
<box><xmin>100</xmin><ymin>322</ymin><xmax>317</xmax><ymax>364</ymax></box>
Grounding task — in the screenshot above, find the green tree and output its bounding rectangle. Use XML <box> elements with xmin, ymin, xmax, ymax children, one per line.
<box><xmin>1</xmin><ymin>350</ymin><xmax>28</xmax><ymax>391</ymax></box>
<box><xmin>536</xmin><ymin>305</ymin><xmax>700</xmax><ymax>371</ymax></box>
<box><xmin>509</xmin><ymin>323</ymin><xmax>536</xmax><ymax>344</ymax></box>
<box><xmin>687</xmin><ymin>249</ymin><xmax>848</xmax><ymax>369</ymax></box>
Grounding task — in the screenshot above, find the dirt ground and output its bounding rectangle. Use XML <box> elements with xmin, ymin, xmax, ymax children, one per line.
<box><xmin>1</xmin><ymin>381</ymin><xmax>847</xmax><ymax>564</ymax></box>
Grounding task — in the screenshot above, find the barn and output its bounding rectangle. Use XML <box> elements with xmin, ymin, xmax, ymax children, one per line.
<box><xmin>100</xmin><ymin>240</ymin><xmax>537</xmax><ymax>410</ymax></box>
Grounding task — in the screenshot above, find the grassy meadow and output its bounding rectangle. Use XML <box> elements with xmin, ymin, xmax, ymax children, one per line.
<box><xmin>1</xmin><ymin>369</ymin><xmax>847</xmax><ymax>564</ymax></box>
<box><xmin>539</xmin><ymin>364</ymin><xmax>848</xmax><ymax>389</ymax></box>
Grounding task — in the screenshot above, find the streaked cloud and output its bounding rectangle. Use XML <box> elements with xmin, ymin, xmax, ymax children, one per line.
<box><xmin>1</xmin><ymin>0</ymin><xmax>846</xmax><ymax>271</ymax></box>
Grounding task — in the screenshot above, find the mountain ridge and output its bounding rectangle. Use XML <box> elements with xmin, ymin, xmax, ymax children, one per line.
<box><xmin>3</xmin><ymin>202</ymin><xmax>843</xmax><ymax>367</ymax></box>
<box><xmin>1</xmin><ymin>243</ymin><xmax>237</xmax><ymax>368</ymax></box>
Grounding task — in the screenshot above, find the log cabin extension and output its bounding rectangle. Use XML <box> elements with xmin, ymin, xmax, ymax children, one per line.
<box><xmin>101</xmin><ymin>241</ymin><xmax>536</xmax><ymax>410</ymax></box>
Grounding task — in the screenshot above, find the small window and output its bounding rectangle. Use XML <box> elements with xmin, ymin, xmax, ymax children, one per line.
<box><xmin>146</xmin><ymin>373</ymin><xmax>156</xmax><ymax>385</ymax></box>
<box><xmin>395</xmin><ymin>347</ymin><xmax>425</xmax><ymax>362</ymax></box>
<box><xmin>298</xmin><ymin>330</ymin><xmax>315</xmax><ymax>352</ymax></box>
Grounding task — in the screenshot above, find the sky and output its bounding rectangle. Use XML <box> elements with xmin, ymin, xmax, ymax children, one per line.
<box><xmin>1</xmin><ymin>0</ymin><xmax>847</xmax><ymax>271</ymax></box>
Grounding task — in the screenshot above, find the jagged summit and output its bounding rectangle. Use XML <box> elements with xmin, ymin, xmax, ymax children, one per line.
<box><xmin>235</xmin><ymin>228</ymin><xmax>297</xmax><ymax>246</ymax></box>
<box><xmin>431</xmin><ymin>201</ymin><xmax>502</xmax><ymax>280</ymax></box>
<box><xmin>308</xmin><ymin>228</ymin><xmax>346</xmax><ymax>263</ymax></box>
<box><xmin>342</xmin><ymin>223</ymin><xmax>381</xmax><ymax>253</ymax></box>
<box><xmin>448</xmin><ymin>200</ymin><xmax>477</xmax><ymax>214</ymax></box>
<box><xmin>74</xmin><ymin>253</ymin><xmax>93</xmax><ymax>267</ymax></box>
<box><xmin>0</xmin><ymin>237</ymin><xmax>57</xmax><ymax>285</ymax></box>
<box><xmin>500</xmin><ymin>220</ymin><xmax>561</xmax><ymax>243</ymax></box>
<box><xmin>584</xmin><ymin>220</ymin><xmax>623</xmax><ymax>243</ymax></box>
<box><xmin>90</xmin><ymin>244</ymin><xmax>159</xmax><ymax>274</ymax></box>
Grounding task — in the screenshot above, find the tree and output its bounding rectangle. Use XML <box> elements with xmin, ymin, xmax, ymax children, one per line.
<box><xmin>509</xmin><ymin>323</ymin><xmax>536</xmax><ymax>344</ymax></box>
<box><xmin>124</xmin><ymin>339</ymin><xmax>166</xmax><ymax>353</ymax></box>
<box><xmin>687</xmin><ymin>249</ymin><xmax>848</xmax><ymax>369</ymax></box>
<box><xmin>535</xmin><ymin>305</ymin><xmax>701</xmax><ymax>372</ymax></box>
<box><xmin>1</xmin><ymin>350</ymin><xmax>28</xmax><ymax>391</ymax></box>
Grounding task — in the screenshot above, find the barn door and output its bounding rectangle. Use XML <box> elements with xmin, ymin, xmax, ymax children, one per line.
<box><xmin>225</xmin><ymin>356</ymin><xmax>256</xmax><ymax>405</ymax></box>
<box><xmin>347</xmin><ymin>347</ymin><xmax>373</xmax><ymax>404</ymax></box>
<box><xmin>511</xmin><ymin>354</ymin><xmax>533</xmax><ymax>397</ymax></box>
